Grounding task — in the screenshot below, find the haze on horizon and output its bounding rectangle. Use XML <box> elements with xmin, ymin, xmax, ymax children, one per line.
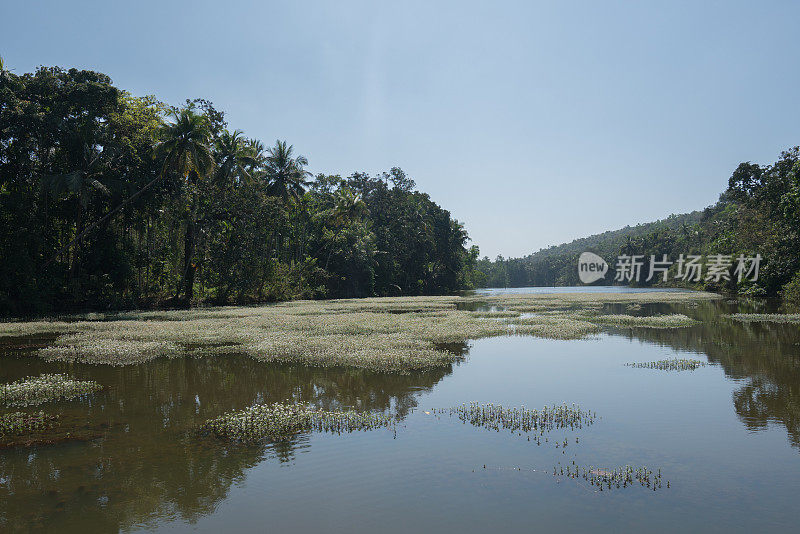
<box><xmin>2</xmin><ymin>0</ymin><xmax>798</xmax><ymax>258</ymax></box>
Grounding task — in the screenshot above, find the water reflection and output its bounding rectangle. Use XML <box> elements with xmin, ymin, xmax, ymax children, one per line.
<box><xmin>0</xmin><ymin>350</ymin><xmax>459</xmax><ymax>532</ymax></box>
<box><xmin>607</xmin><ymin>300</ymin><xmax>800</xmax><ymax>449</ymax></box>
<box><xmin>2</xmin><ymin>299</ymin><xmax>800</xmax><ymax>532</ymax></box>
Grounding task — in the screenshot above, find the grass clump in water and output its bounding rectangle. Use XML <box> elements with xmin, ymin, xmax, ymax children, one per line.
<box><xmin>0</xmin><ymin>411</ymin><xmax>58</xmax><ymax>437</ymax></box>
<box><xmin>727</xmin><ymin>313</ymin><xmax>800</xmax><ymax>324</ymax></box>
<box><xmin>0</xmin><ymin>291</ymin><xmax>716</xmax><ymax>371</ymax></box>
<box><xmin>554</xmin><ymin>463</ymin><xmax>667</xmax><ymax>491</ymax></box>
<box><xmin>625</xmin><ymin>358</ymin><xmax>707</xmax><ymax>371</ymax></box>
<box><xmin>437</xmin><ymin>402</ymin><xmax>597</xmax><ymax>436</ymax></box>
<box><xmin>588</xmin><ymin>314</ymin><xmax>698</xmax><ymax>328</ymax></box>
<box><xmin>200</xmin><ymin>402</ymin><xmax>395</xmax><ymax>442</ymax></box>
<box><xmin>510</xmin><ymin>315</ymin><xmax>600</xmax><ymax>339</ymax></box>
<box><xmin>0</xmin><ymin>374</ymin><xmax>103</xmax><ymax>407</ymax></box>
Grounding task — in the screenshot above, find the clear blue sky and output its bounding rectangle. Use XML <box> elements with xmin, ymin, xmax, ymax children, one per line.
<box><xmin>2</xmin><ymin>0</ymin><xmax>798</xmax><ymax>258</ymax></box>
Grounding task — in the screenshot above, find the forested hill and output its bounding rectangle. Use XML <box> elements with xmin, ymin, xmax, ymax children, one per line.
<box><xmin>0</xmin><ymin>63</ymin><xmax>481</xmax><ymax>316</ymax></box>
<box><xmin>476</xmin><ymin>149</ymin><xmax>800</xmax><ymax>303</ymax></box>
<box><xmin>524</xmin><ymin>211</ymin><xmax>704</xmax><ymax>261</ymax></box>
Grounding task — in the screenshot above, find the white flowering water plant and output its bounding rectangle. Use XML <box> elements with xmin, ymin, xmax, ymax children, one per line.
<box><xmin>0</xmin><ymin>374</ymin><xmax>103</xmax><ymax>407</ymax></box>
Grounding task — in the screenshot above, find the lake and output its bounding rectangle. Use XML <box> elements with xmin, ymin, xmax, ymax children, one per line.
<box><xmin>1</xmin><ymin>289</ymin><xmax>799</xmax><ymax>532</ymax></box>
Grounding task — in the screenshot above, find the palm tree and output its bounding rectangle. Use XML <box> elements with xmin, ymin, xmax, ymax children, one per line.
<box><xmin>323</xmin><ymin>187</ymin><xmax>368</xmax><ymax>269</ymax></box>
<box><xmin>158</xmin><ymin>109</ymin><xmax>214</xmax><ymax>301</ymax></box>
<box><xmin>214</xmin><ymin>129</ymin><xmax>256</xmax><ymax>185</ymax></box>
<box><xmin>262</xmin><ymin>140</ymin><xmax>312</xmax><ymax>201</ymax></box>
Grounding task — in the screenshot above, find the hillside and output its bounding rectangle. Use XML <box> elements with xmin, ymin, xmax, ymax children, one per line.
<box><xmin>476</xmin><ymin>148</ymin><xmax>800</xmax><ymax>299</ymax></box>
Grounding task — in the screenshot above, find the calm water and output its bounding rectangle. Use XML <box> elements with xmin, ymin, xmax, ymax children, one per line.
<box><xmin>1</xmin><ymin>291</ymin><xmax>800</xmax><ymax>532</ymax></box>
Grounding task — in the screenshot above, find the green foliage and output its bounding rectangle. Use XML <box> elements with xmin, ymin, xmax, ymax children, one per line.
<box><xmin>0</xmin><ymin>65</ymin><xmax>479</xmax><ymax>315</ymax></box>
<box><xmin>779</xmin><ymin>272</ymin><xmax>800</xmax><ymax>307</ymax></box>
<box><xmin>477</xmin><ymin>149</ymin><xmax>800</xmax><ymax>300</ymax></box>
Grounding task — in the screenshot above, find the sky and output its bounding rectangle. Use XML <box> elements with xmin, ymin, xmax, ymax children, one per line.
<box><xmin>2</xmin><ymin>0</ymin><xmax>799</xmax><ymax>258</ymax></box>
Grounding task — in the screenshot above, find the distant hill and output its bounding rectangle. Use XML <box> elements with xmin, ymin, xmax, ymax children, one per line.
<box><xmin>476</xmin><ymin>210</ymin><xmax>707</xmax><ymax>288</ymax></box>
<box><xmin>524</xmin><ymin>211</ymin><xmax>704</xmax><ymax>262</ymax></box>
<box><xmin>481</xmin><ymin>147</ymin><xmax>800</xmax><ymax>298</ymax></box>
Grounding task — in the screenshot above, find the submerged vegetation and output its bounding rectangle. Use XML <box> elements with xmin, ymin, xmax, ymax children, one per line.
<box><xmin>554</xmin><ymin>463</ymin><xmax>667</xmax><ymax>492</ymax></box>
<box><xmin>437</xmin><ymin>402</ymin><xmax>597</xmax><ymax>436</ymax></box>
<box><xmin>625</xmin><ymin>359</ymin><xmax>708</xmax><ymax>372</ymax></box>
<box><xmin>0</xmin><ymin>374</ymin><xmax>103</xmax><ymax>407</ymax></box>
<box><xmin>200</xmin><ymin>402</ymin><xmax>395</xmax><ymax>442</ymax></box>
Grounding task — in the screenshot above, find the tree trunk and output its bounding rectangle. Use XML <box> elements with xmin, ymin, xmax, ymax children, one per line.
<box><xmin>181</xmin><ymin>217</ymin><xmax>196</xmax><ymax>302</ymax></box>
<box><xmin>69</xmin><ymin>200</ymin><xmax>84</xmax><ymax>291</ymax></box>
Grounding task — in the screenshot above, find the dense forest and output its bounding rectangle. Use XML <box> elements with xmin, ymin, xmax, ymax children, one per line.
<box><xmin>477</xmin><ymin>149</ymin><xmax>800</xmax><ymax>303</ymax></box>
<box><xmin>0</xmin><ymin>62</ymin><xmax>481</xmax><ymax>316</ymax></box>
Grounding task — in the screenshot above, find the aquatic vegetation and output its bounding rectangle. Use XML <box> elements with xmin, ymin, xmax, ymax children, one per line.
<box><xmin>727</xmin><ymin>313</ymin><xmax>800</xmax><ymax>324</ymax></box>
<box><xmin>0</xmin><ymin>411</ymin><xmax>58</xmax><ymax>437</ymax></box>
<box><xmin>588</xmin><ymin>314</ymin><xmax>698</xmax><ymax>328</ymax></box>
<box><xmin>554</xmin><ymin>462</ymin><xmax>667</xmax><ymax>491</ymax></box>
<box><xmin>0</xmin><ymin>291</ymin><xmax>716</xmax><ymax>371</ymax></box>
<box><xmin>0</xmin><ymin>374</ymin><xmax>103</xmax><ymax>407</ymax></box>
<box><xmin>625</xmin><ymin>358</ymin><xmax>707</xmax><ymax>371</ymax></box>
<box><xmin>200</xmin><ymin>402</ymin><xmax>395</xmax><ymax>442</ymax></box>
<box><xmin>510</xmin><ymin>315</ymin><xmax>600</xmax><ymax>339</ymax></box>
<box><xmin>436</xmin><ymin>402</ymin><xmax>597</xmax><ymax>437</ymax></box>
<box><xmin>481</xmin><ymin>291</ymin><xmax>720</xmax><ymax>310</ymax></box>
<box><xmin>470</xmin><ymin>310</ymin><xmax>521</xmax><ymax>318</ymax></box>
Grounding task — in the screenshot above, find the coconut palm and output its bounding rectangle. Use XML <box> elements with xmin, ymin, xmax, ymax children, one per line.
<box><xmin>322</xmin><ymin>187</ymin><xmax>369</xmax><ymax>269</ymax></box>
<box><xmin>262</xmin><ymin>140</ymin><xmax>312</xmax><ymax>201</ymax></box>
<box><xmin>214</xmin><ymin>129</ymin><xmax>256</xmax><ymax>185</ymax></box>
<box><xmin>159</xmin><ymin>109</ymin><xmax>214</xmax><ymax>181</ymax></box>
<box><xmin>157</xmin><ymin>108</ymin><xmax>214</xmax><ymax>301</ymax></box>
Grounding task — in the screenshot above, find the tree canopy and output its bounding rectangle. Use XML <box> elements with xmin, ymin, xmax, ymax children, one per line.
<box><xmin>0</xmin><ymin>65</ymin><xmax>480</xmax><ymax>315</ymax></box>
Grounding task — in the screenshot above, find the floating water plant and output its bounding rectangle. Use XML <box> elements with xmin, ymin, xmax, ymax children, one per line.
<box><xmin>0</xmin><ymin>374</ymin><xmax>103</xmax><ymax>407</ymax></box>
<box><xmin>625</xmin><ymin>358</ymin><xmax>707</xmax><ymax>371</ymax></box>
<box><xmin>510</xmin><ymin>315</ymin><xmax>600</xmax><ymax>339</ymax></box>
<box><xmin>588</xmin><ymin>314</ymin><xmax>698</xmax><ymax>328</ymax></box>
<box><xmin>554</xmin><ymin>462</ymin><xmax>667</xmax><ymax>491</ymax></box>
<box><xmin>436</xmin><ymin>402</ymin><xmax>597</xmax><ymax>438</ymax></box>
<box><xmin>0</xmin><ymin>291</ymin><xmax>717</xmax><ymax>370</ymax></box>
<box><xmin>0</xmin><ymin>411</ymin><xmax>58</xmax><ymax>437</ymax></box>
<box><xmin>727</xmin><ymin>313</ymin><xmax>800</xmax><ymax>324</ymax></box>
<box><xmin>200</xmin><ymin>402</ymin><xmax>395</xmax><ymax>442</ymax></box>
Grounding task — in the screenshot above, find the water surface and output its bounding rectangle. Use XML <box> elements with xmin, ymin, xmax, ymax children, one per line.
<box><xmin>1</xmin><ymin>291</ymin><xmax>799</xmax><ymax>532</ymax></box>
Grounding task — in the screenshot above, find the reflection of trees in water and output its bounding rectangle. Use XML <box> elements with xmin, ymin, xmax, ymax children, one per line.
<box><xmin>614</xmin><ymin>301</ymin><xmax>800</xmax><ymax>450</ymax></box>
<box><xmin>0</xmin><ymin>349</ymin><xmax>458</xmax><ymax>531</ymax></box>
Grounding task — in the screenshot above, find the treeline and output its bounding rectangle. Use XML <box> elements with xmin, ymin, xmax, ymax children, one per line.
<box><xmin>0</xmin><ymin>63</ymin><xmax>480</xmax><ymax>316</ymax></box>
<box><xmin>477</xmin><ymin>148</ymin><xmax>800</xmax><ymax>302</ymax></box>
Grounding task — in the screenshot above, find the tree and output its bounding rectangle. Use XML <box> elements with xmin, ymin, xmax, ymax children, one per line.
<box><xmin>214</xmin><ymin>129</ymin><xmax>255</xmax><ymax>185</ymax></box>
<box><xmin>262</xmin><ymin>140</ymin><xmax>311</xmax><ymax>201</ymax></box>
<box><xmin>41</xmin><ymin>145</ymin><xmax>111</xmax><ymax>285</ymax></box>
<box><xmin>158</xmin><ymin>108</ymin><xmax>214</xmax><ymax>301</ymax></box>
